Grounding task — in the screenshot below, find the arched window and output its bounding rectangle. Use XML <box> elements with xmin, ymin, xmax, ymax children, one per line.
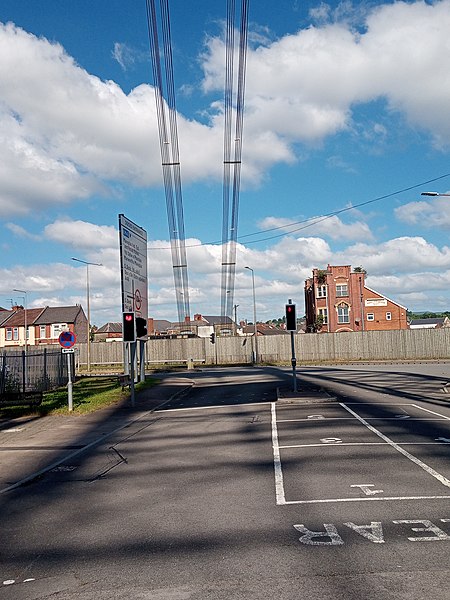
<box><xmin>337</xmin><ymin>302</ymin><xmax>350</xmax><ymax>324</ymax></box>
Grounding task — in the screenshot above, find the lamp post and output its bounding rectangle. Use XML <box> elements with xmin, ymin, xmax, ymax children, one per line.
<box><xmin>245</xmin><ymin>266</ymin><xmax>258</xmax><ymax>364</ymax></box>
<box><xmin>13</xmin><ymin>288</ymin><xmax>27</xmax><ymax>391</ymax></box>
<box><xmin>71</xmin><ymin>258</ymin><xmax>102</xmax><ymax>372</ymax></box>
<box><xmin>421</xmin><ymin>192</ymin><xmax>450</xmax><ymax>197</ymax></box>
<box><xmin>13</xmin><ymin>289</ymin><xmax>27</xmax><ymax>353</ymax></box>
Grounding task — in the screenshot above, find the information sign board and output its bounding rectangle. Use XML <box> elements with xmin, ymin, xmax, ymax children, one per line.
<box><xmin>118</xmin><ymin>214</ymin><xmax>148</xmax><ymax>324</ymax></box>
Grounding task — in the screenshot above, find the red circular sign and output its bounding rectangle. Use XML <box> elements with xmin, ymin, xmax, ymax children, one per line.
<box><xmin>59</xmin><ymin>331</ymin><xmax>76</xmax><ymax>348</ymax></box>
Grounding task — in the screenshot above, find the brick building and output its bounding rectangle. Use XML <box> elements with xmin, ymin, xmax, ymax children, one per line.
<box><xmin>304</xmin><ymin>265</ymin><xmax>408</xmax><ymax>333</ymax></box>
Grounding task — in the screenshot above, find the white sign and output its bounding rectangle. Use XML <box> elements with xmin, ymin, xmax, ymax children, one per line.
<box><xmin>118</xmin><ymin>214</ymin><xmax>148</xmax><ymax>320</ymax></box>
<box><xmin>365</xmin><ymin>298</ymin><xmax>387</xmax><ymax>307</ymax></box>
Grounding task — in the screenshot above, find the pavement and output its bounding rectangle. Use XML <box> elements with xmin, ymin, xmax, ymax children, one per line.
<box><xmin>0</xmin><ymin>374</ymin><xmax>194</xmax><ymax>495</ymax></box>
<box><xmin>0</xmin><ymin>372</ymin><xmax>333</xmax><ymax>495</ymax></box>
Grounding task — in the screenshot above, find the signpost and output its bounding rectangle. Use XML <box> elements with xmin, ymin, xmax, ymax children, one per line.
<box><xmin>59</xmin><ymin>331</ymin><xmax>76</xmax><ymax>411</ymax></box>
<box><xmin>119</xmin><ymin>215</ymin><xmax>148</xmax><ymax>405</ymax></box>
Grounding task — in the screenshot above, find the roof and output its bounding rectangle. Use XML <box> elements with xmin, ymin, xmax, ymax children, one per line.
<box><xmin>2</xmin><ymin>308</ymin><xmax>45</xmax><ymax>327</ymax></box>
<box><xmin>410</xmin><ymin>318</ymin><xmax>445</xmax><ymax>326</ymax></box>
<box><xmin>95</xmin><ymin>322</ymin><xmax>122</xmax><ymax>334</ymax></box>
<box><xmin>364</xmin><ymin>285</ymin><xmax>408</xmax><ymax>311</ymax></box>
<box><xmin>33</xmin><ymin>306</ymin><xmax>84</xmax><ymax>325</ymax></box>
<box><xmin>0</xmin><ymin>310</ymin><xmax>14</xmax><ymax>326</ymax></box>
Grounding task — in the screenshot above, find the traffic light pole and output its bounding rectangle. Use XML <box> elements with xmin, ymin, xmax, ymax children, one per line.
<box><xmin>286</xmin><ymin>299</ymin><xmax>298</xmax><ymax>393</ymax></box>
<box><xmin>290</xmin><ymin>331</ymin><xmax>297</xmax><ymax>393</ymax></box>
<box><xmin>129</xmin><ymin>342</ymin><xmax>136</xmax><ymax>407</ymax></box>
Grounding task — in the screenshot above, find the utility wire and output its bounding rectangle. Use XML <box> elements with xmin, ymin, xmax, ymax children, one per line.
<box><xmin>148</xmin><ymin>172</ymin><xmax>450</xmax><ymax>250</ymax></box>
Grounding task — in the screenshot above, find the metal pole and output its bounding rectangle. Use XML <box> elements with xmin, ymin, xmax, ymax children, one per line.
<box><xmin>86</xmin><ymin>263</ymin><xmax>91</xmax><ymax>371</ymax></box>
<box><xmin>245</xmin><ymin>267</ymin><xmax>258</xmax><ymax>364</ymax></box>
<box><xmin>71</xmin><ymin>258</ymin><xmax>102</xmax><ymax>372</ymax></box>
<box><xmin>13</xmin><ymin>289</ymin><xmax>27</xmax><ymax>388</ymax></box>
<box><xmin>290</xmin><ymin>331</ymin><xmax>297</xmax><ymax>393</ymax></box>
<box><xmin>67</xmin><ymin>353</ymin><xmax>73</xmax><ymax>412</ymax></box>
<box><xmin>130</xmin><ymin>342</ymin><xmax>136</xmax><ymax>407</ymax></box>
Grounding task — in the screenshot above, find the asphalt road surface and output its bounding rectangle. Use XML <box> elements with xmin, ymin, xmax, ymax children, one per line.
<box><xmin>1</xmin><ymin>364</ymin><xmax>450</xmax><ymax>600</ymax></box>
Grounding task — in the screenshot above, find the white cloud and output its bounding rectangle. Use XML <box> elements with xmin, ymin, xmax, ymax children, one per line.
<box><xmin>6</xmin><ymin>222</ymin><xmax>40</xmax><ymax>240</ymax></box>
<box><xmin>0</xmin><ymin>2</ymin><xmax>449</xmax><ymax>216</ymax></box>
<box><xmin>257</xmin><ymin>213</ymin><xmax>373</xmax><ymax>242</ymax></box>
<box><xmin>44</xmin><ymin>219</ymin><xmax>118</xmax><ymax>249</ymax></box>
<box><xmin>395</xmin><ymin>196</ymin><xmax>450</xmax><ymax>230</ymax></box>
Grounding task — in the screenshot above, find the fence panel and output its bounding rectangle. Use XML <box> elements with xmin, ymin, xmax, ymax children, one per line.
<box><xmin>0</xmin><ymin>349</ymin><xmax>67</xmax><ymax>394</ymax></box>
<box><xmin>29</xmin><ymin>328</ymin><xmax>450</xmax><ymax>370</ymax></box>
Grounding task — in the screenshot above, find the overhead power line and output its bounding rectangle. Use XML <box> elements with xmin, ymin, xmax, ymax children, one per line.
<box><xmin>220</xmin><ymin>0</ymin><xmax>250</xmax><ymax>321</ymax></box>
<box><xmin>148</xmin><ymin>172</ymin><xmax>450</xmax><ymax>250</ymax></box>
<box><xmin>146</xmin><ymin>0</ymin><xmax>191</xmax><ymax>324</ymax></box>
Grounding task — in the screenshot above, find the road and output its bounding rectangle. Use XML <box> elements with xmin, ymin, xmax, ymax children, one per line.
<box><xmin>1</xmin><ymin>364</ymin><xmax>450</xmax><ymax>599</ymax></box>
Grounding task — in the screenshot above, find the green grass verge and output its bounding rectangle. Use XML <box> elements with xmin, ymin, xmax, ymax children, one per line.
<box><xmin>0</xmin><ymin>376</ymin><xmax>159</xmax><ymax>418</ymax></box>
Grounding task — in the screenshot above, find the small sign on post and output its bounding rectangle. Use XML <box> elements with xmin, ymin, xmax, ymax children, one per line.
<box><xmin>59</xmin><ymin>332</ymin><xmax>76</xmax><ymax>411</ymax></box>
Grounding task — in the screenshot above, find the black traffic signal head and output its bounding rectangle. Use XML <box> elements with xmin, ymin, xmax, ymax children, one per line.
<box><xmin>210</xmin><ymin>332</ymin><xmax>215</xmax><ymax>344</ymax></box>
<box><xmin>136</xmin><ymin>317</ymin><xmax>148</xmax><ymax>339</ymax></box>
<box><xmin>122</xmin><ymin>312</ymin><xmax>136</xmax><ymax>342</ymax></box>
<box><xmin>285</xmin><ymin>303</ymin><xmax>297</xmax><ymax>331</ymax></box>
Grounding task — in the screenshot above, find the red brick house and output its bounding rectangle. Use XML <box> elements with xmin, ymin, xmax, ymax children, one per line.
<box><xmin>0</xmin><ymin>305</ymin><xmax>88</xmax><ymax>348</ymax></box>
<box><xmin>304</xmin><ymin>265</ymin><xmax>408</xmax><ymax>333</ymax></box>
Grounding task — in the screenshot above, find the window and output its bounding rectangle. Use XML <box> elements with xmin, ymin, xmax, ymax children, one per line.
<box><xmin>337</xmin><ymin>303</ymin><xmax>350</xmax><ymax>324</ymax></box>
<box><xmin>336</xmin><ymin>284</ymin><xmax>348</xmax><ymax>297</ymax></box>
<box><xmin>386</xmin><ymin>312</ymin><xmax>392</xmax><ymax>321</ymax></box>
<box><xmin>40</xmin><ymin>325</ymin><xmax>46</xmax><ymax>338</ymax></box>
<box><xmin>318</xmin><ymin>308</ymin><xmax>328</xmax><ymax>324</ymax></box>
<box><xmin>26</xmin><ymin>326</ymin><xmax>29</xmax><ymax>340</ymax></box>
<box><xmin>13</xmin><ymin>327</ymin><xmax>19</xmax><ymax>340</ymax></box>
<box><xmin>51</xmin><ymin>323</ymin><xmax>68</xmax><ymax>338</ymax></box>
<box><xmin>367</xmin><ymin>313</ymin><xmax>375</xmax><ymax>321</ymax></box>
<box><xmin>6</xmin><ymin>328</ymin><xmax>12</xmax><ymax>341</ymax></box>
<box><xmin>317</xmin><ymin>285</ymin><xmax>327</xmax><ymax>298</ymax></box>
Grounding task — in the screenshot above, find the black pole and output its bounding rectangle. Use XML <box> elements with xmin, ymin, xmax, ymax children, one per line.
<box><xmin>290</xmin><ymin>330</ymin><xmax>297</xmax><ymax>392</ymax></box>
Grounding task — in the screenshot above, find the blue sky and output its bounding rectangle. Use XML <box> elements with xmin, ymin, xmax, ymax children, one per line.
<box><xmin>1</xmin><ymin>0</ymin><xmax>450</xmax><ymax>326</ymax></box>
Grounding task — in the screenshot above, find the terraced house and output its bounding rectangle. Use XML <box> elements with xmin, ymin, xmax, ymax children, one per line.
<box><xmin>0</xmin><ymin>305</ymin><xmax>87</xmax><ymax>348</ymax></box>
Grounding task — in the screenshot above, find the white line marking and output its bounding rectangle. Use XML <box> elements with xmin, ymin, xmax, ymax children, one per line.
<box><xmin>284</xmin><ymin>495</ymin><xmax>450</xmax><ymax>505</ymax></box>
<box><xmin>158</xmin><ymin>401</ymin><xmax>271</xmax><ymax>413</ymax></box>
<box><xmin>411</xmin><ymin>404</ymin><xmax>450</xmax><ymax>421</ymax></box>
<box><xmin>279</xmin><ymin>442</ymin><xmax>447</xmax><ymax>449</ymax></box>
<box><xmin>340</xmin><ymin>403</ymin><xmax>450</xmax><ymax>488</ymax></box>
<box><xmin>271</xmin><ymin>402</ymin><xmax>285</xmax><ymax>505</ymax></box>
<box><xmin>277</xmin><ymin>418</ymin><xmax>445</xmax><ymax>423</ymax></box>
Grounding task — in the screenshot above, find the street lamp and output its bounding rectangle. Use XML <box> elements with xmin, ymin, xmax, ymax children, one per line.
<box><xmin>421</xmin><ymin>192</ymin><xmax>450</xmax><ymax>196</ymax></box>
<box><xmin>13</xmin><ymin>289</ymin><xmax>27</xmax><ymax>353</ymax></box>
<box><xmin>71</xmin><ymin>258</ymin><xmax>102</xmax><ymax>372</ymax></box>
<box><xmin>245</xmin><ymin>266</ymin><xmax>258</xmax><ymax>364</ymax></box>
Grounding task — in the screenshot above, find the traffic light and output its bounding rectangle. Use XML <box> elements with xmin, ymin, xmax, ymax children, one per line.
<box><xmin>122</xmin><ymin>312</ymin><xmax>136</xmax><ymax>342</ymax></box>
<box><xmin>210</xmin><ymin>332</ymin><xmax>215</xmax><ymax>344</ymax></box>
<box><xmin>285</xmin><ymin>303</ymin><xmax>297</xmax><ymax>331</ymax></box>
<box><xmin>136</xmin><ymin>317</ymin><xmax>148</xmax><ymax>339</ymax></box>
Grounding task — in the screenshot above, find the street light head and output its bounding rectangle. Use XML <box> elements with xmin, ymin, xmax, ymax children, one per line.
<box><xmin>421</xmin><ymin>192</ymin><xmax>439</xmax><ymax>196</ymax></box>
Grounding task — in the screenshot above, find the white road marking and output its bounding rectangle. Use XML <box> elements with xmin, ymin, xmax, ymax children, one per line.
<box><xmin>277</xmin><ymin>417</ymin><xmax>444</xmax><ymax>422</ymax></box>
<box><xmin>340</xmin><ymin>402</ymin><xmax>450</xmax><ymax>489</ymax></box>
<box><xmin>411</xmin><ymin>404</ymin><xmax>450</xmax><ymax>421</ymax></box>
<box><xmin>279</xmin><ymin>442</ymin><xmax>446</xmax><ymax>449</ymax></box>
<box><xmin>351</xmin><ymin>484</ymin><xmax>384</xmax><ymax>496</ymax></box>
<box><xmin>285</xmin><ymin>494</ymin><xmax>450</xmax><ymax>505</ymax></box>
<box><xmin>320</xmin><ymin>438</ymin><xmax>342</xmax><ymax>444</ymax></box>
<box><xmin>271</xmin><ymin>403</ymin><xmax>285</xmax><ymax>505</ymax></box>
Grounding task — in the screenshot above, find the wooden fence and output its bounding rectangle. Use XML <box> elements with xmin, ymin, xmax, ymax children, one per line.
<box><xmin>68</xmin><ymin>328</ymin><xmax>450</xmax><ymax>367</ymax></box>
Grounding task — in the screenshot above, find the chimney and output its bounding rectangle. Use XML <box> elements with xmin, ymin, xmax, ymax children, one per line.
<box><xmin>184</xmin><ymin>315</ymin><xmax>190</xmax><ymax>323</ymax></box>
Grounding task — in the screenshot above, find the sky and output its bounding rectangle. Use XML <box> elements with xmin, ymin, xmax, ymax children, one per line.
<box><xmin>1</xmin><ymin>0</ymin><xmax>450</xmax><ymax>327</ymax></box>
